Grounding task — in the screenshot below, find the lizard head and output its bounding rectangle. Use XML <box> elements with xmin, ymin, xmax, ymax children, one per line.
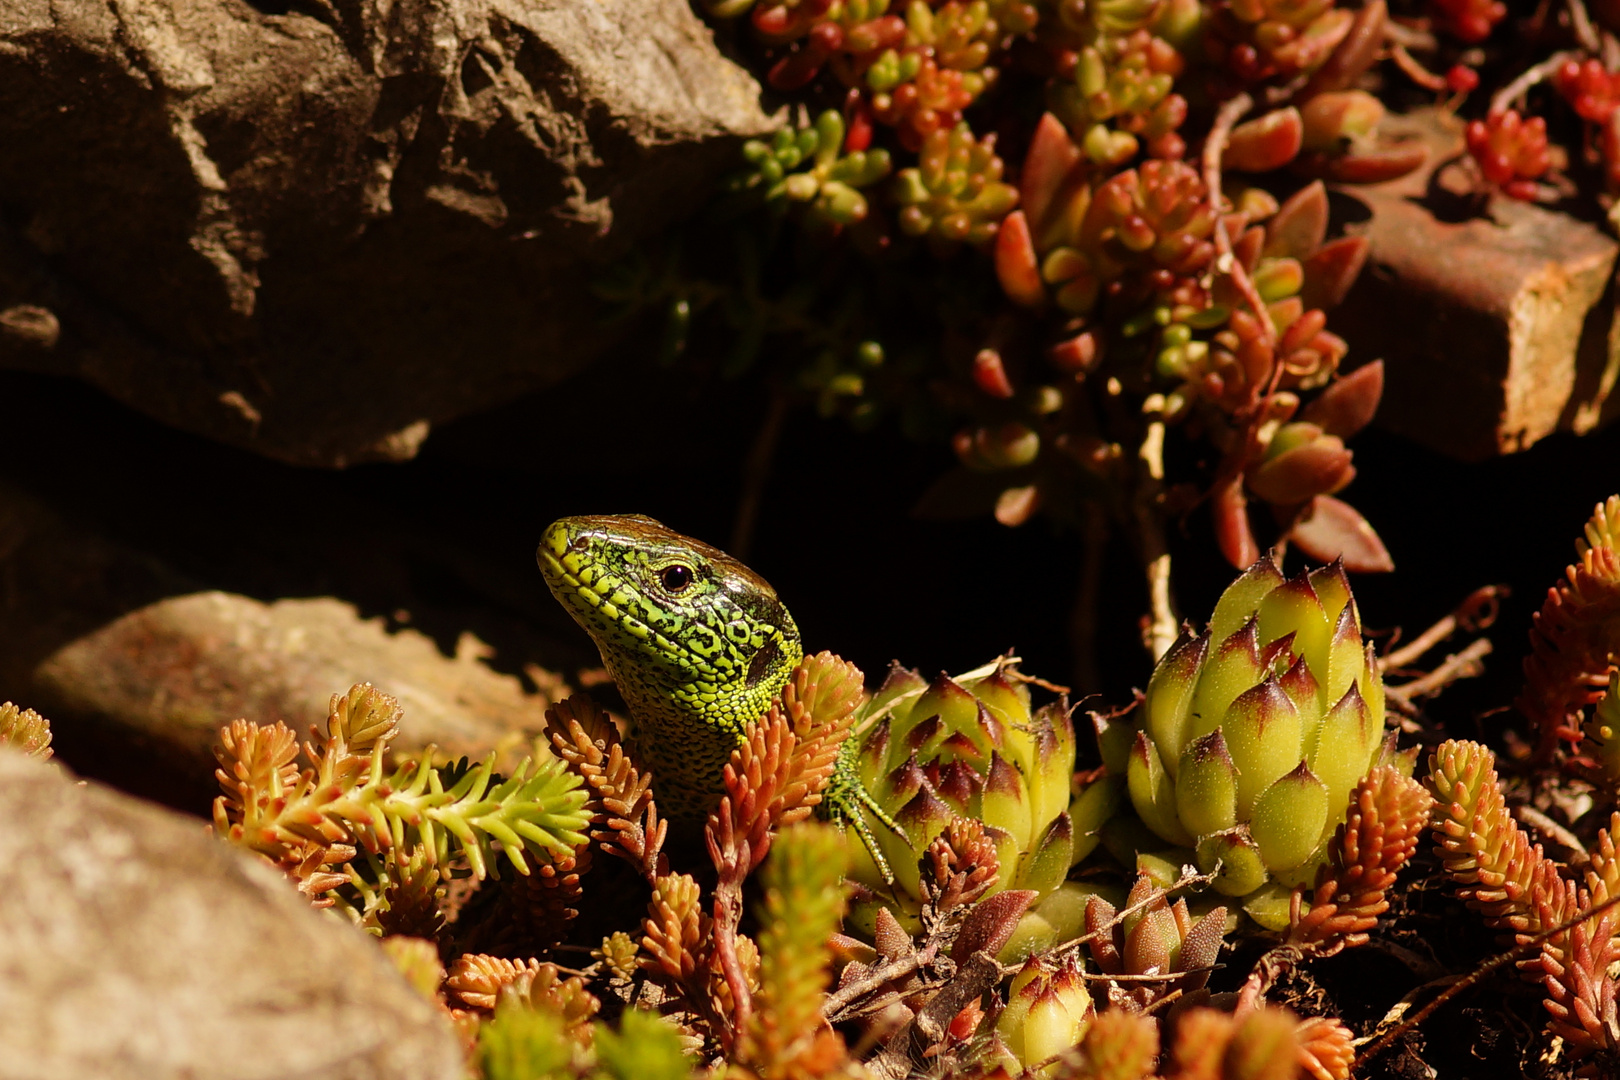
<box><xmin>538</xmin><ymin>515</ymin><xmax>802</xmax><ymax>698</ymax></box>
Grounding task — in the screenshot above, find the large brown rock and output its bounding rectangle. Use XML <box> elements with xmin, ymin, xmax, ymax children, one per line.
<box><xmin>0</xmin><ymin>0</ymin><xmax>770</xmax><ymax>466</ymax></box>
<box><xmin>0</xmin><ymin>749</ymin><xmax>463</xmax><ymax>1080</ymax></box>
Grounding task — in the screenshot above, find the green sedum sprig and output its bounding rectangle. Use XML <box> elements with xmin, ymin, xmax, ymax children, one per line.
<box><xmin>478</xmin><ymin>1002</ymin><xmax>693</xmax><ymax>1080</ymax></box>
<box><xmin>212</xmin><ymin>683</ymin><xmax>591</xmax><ymax>913</ymax></box>
<box><xmin>736</xmin><ymin>111</ymin><xmax>894</xmax><ymax>226</ymax></box>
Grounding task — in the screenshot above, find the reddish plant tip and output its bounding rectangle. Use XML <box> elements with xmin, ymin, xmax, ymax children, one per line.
<box><xmin>1430</xmin><ymin>0</ymin><xmax>1507</xmax><ymax>43</ymax></box>
<box><xmin>844</xmin><ymin>100</ymin><xmax>874</xmax><ymax>153</ymax></box>
<box><xmin>1445</xmin><ymin>65</ymin><xmax>1479</xmax><ymax>95</ymax></box>
<box><xmin>973</xmin><ymin>349</ymin><xmax>1016</xmax><ymax>399</ymax></box>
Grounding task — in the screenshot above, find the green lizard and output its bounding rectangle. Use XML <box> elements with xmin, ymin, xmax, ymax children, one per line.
<box><xmin>537</xmin><ymin>514</ymin><xmax>895</xmax><ymax>871</ymax></box>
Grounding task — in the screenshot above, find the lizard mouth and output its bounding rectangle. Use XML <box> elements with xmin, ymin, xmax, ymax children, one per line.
<box><xmin>537</xmin><ymin>543</ymin><xmax>716</xmax><ymax>678</ymax></box>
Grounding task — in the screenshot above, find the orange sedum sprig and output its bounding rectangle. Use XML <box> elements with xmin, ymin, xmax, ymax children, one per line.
<box><xmin>546</xmin><ymin>693</ymin><xmax>667</xmax><ymax>883</ymax></box>
<box><xmin>1518</xmin><ymin>495</ymin><xmax>1620</xmax><ymax>761</ymax></box>
<box><xmin>1289</xmin><ymin>765</ymin><xmax>1431</xmax><ymax>954</ymax></box>
<box><xmin>1427</xmin><ymin>739</ymin><xmax>1620</xmax><ymax>1059</ymax></box>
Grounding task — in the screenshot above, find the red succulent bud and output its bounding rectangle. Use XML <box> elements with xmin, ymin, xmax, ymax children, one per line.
<box><xmin>1445</xmin><ymin>64</ymin><xmax>1479</xmax><ymax>95</ymax></box>
<box><xmin>1430</xmin><ymin>0</ymin><xmax>1506</xmax><ymax>42</ymax></box>
<box><xmin>1466</xmin><ymin>110</ymin><xmax>1550</xmax><ymax>200</ymax></box>
<box><xmin>973</xmin><ymin>348</ymin><xmax>1016</xmax><ymax>398</ymax></box>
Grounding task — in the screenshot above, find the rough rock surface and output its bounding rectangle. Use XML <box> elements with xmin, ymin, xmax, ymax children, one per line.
<box><xmin>0</xmin><ymin>0</ymin><xmax>771</xmax><ymax>466</ymax></box>
<box><xmin>0</xmin><ymin>749</ymin><xmax>463</xmax><ymax>1080</ymax></box>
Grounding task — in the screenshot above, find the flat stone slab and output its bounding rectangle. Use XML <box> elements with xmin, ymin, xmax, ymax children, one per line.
<box><xmin>0</xmin><ymin>478</ymin><xmax>567</xmax><ymax>810</ymax></box>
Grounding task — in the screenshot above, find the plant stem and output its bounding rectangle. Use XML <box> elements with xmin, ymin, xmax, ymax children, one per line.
<box><xmin>1379</xmin><ymin>585</ymin><xmax>1504</xmax><ymax>672</ymax></box>
<box><xmin>1384</xmin><ymin>638</ymin><xmax>1493</xmax><ymax>713</ymax></box>
<box><xmin>1490</xmin><ymin>51</ymin><xmax>1582</xmax><ymax>116</ymax></box>
<box><xmin>1202</xmin><ymin>92</ymin><xmax>1276</xmax><ymax>348</ymax></box>
<box><xmin>1134</xmin><ymin>408</ymin><xmax>1178</xmax><ymax>660</ymax></box>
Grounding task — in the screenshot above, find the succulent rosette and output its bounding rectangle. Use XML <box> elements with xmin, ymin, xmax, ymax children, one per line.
<box><xmin>1094</xmin><ymin>557</ymin><xmax>1392</xmax><ymax>928</ymax></box>
<box><xmin>844</xmin><ymin>660</ymin><xmax>1086</xmax><ymax>958</ymax></box>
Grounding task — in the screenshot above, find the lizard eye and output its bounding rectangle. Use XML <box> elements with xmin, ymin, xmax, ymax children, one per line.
<box><xmin>661</xmin><ymin>564</ymin><xmax>694</xmax><ymax>592</ymax></box>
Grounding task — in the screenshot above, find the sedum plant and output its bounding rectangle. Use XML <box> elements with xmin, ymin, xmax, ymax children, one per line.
<box><xmin>212</xmin><ymin>683</ymin><xmax>592</xmax><ymax>923</ymax></box>
<box><xmin>1101</xmin><ymin>555</ymin><xmax>1391</xmax><ymax>927</ymax></box>
<box><xmin>1519</xmin><ymin>495</ymin><xmax>1620</xmax><ymax>766</ymax></box>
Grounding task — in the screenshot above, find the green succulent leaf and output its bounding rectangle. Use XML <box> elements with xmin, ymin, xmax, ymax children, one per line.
<box><xmin>1175</xmin><ymin>730</ymin><xmax>1239</xmax><ymax>838</ymax></box>
<box><xmin>1248</xmin><ymin>762</ymin><xmax>1329</xmax><ymax>872</ymax></box>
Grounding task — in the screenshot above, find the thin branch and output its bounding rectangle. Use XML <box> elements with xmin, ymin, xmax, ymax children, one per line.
<box><xmin>1491</xmin><ymin>51</ymin><xmax>1582</xmax><ymax>116</ymax></box>
<box><xmin>1081</xmin><ymin>965</ymin><xmax>1219</xmax><ymax>983</ymax></box>
<box><xmin>1514</xmin><ymin>804</ymin><xmax>1590</xmax><ymax>864</ymax></box>
<box><xmin>1051</xmin><ymin>865</ymin><xmax>1217</xmax><ymax>960</ymax></box>
<box><xmin>1383</xmin><ymin>21</ymin><xmax>1440</xmax><ymax>50</ymax></box>
<box><xmin>823</xmin><ymin>942</ymin><xmax>940</xmax><ymax>1020</ymax></box>
<box><xmin>1353</xmin><ymin>890</ymin><xmax>1620</xmax><ymax>1067</ymax></box>
<box><xmin>1202</xmin><ymin>92</ymin><xmax>1276</xmax><ymax>348</ymax></box>
<box><xmin>1567</xmin><ymin>0</ymin><xmax>1602</xmax><ymax>53</ymax></box>
<box><xmin>1380</xmin><ymin>585</ymin><xmax>1504</xmax><ymax>672</ymax></box>
<box><xmin>1384</xmin><ymin>638</ymin><xmax>1492</xmax><ymax>712</ymax></box>
<box><xmin>1389</xmin><ymin>43</ymin><xmax>1449</xmax><ymax>92</ymax></box>
<box><xmin>1135</xmin><ymin>402</ymin><xmax>1178</xmax><ymax>661</ymax></box>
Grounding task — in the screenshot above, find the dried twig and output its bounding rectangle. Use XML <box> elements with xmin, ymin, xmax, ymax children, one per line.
<box><xmin>1136</xmin><ymin>400</ymin><xmax>1179</xmax><ymax>661</ymax></box>
<box><xmin>1567</xmin><ymin>0</ymin><xmax>1603</xmax><ymax>54</ymax></box>
<box><xmin>823</xmin><ymin>942</ymin><xmax>941</xmax><ymax>1021</ymax></box>
<box><xmin>1515</xmin><ymin>804</ymin><xmax>1590</xmax><ymax>864</ymax></box>
<box><xmin>1385</xmin><ymin>638</ymin><xmax>1493</xmax><ymax>712</ymax></box>
<box><xmin>1380</xmin><ymin>585</ymin><xmax>1504</xmax><ymax>673</ymax></box>
<box><xmin>1202</xmin><ymin>92</ymin><xmax>1275</xmax><ymax>346</ymax></box>
<box><xmin>1051</xmin><ymin>865</ymin><xmax>1217</xmax><ymax>960</ymax></box>
<box><xmin>1389</xmin><ymin>42</ymin><xmax>1449</xmax><ymax>92</ymax></box>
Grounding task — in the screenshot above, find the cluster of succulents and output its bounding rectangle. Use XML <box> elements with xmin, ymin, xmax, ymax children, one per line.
<box><xmin>892</xmin><ymin>123</ymin><xmax>1019</xmax><ymax>245</ymax></box>
<box><xmin>659</xmin><ymin>0</ymin><xmax>1461</xmax><ymax>614</ymax></box>
<box><xmin>1085</xmin><ymin>556</ymin><xmax>1398</xmax><ymax>927</ymax></box>
<box><xmin>1465</xmin><ymin>109</ymin><xmax>1551</xmax><ymax>201</ymax></box>
<box><xmin>735</xmin><ymin>110</ymin><xmax>893</xmax><ymax>226</ymax></box>
<box><xmin>30</xmin><ymin>492</ymin><xmax>1620</xmax><ymax>1078</ymax></box>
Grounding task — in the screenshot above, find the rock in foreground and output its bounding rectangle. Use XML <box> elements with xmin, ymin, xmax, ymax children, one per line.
<box><xmin>0</xmin><ymin>750</ymin><xmax>463</xmax><ymax>1080</ymax></box>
